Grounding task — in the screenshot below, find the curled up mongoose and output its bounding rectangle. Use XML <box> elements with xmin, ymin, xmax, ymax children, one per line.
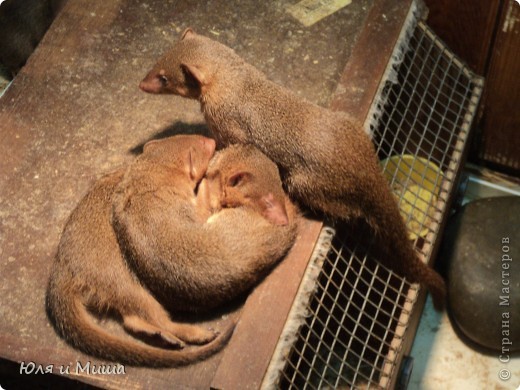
<box><xmin>47</xmin><ymin>135</ymin><xmax>296</xmax><ymax>366</ymax></box>
<box><xmin>112</xmin><ymin>137</ymin><xmax>298</xmax><ymax>314</ymax></box>
<box><xmin>46</xmin><ymin>140</ymin><xmax>230</xmax><ymax>367</ymax></box>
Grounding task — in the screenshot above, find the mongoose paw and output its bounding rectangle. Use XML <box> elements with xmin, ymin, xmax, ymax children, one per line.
<box><xmin>182</xmin><ymin>327</ymin><xmax>219</xmax><ymax>345</ymax></box>
<box><xmin>158</xmin><ymin>331</ymin><xmax>186</xmax><ymax>349</ymax></box>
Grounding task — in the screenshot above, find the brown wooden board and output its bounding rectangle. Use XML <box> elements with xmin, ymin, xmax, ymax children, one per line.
<box><xmin>423</xmin><ymin>0</ymin><xmax>501</xmax><ymax>75</ymax></box>
<box><xmin>330</xmin><ymin>0</ymin><xmax>414</xmax><ymax>121</ymax></box>
<box><xmin>0</xmin><ymin>0</ymin><xmax>378</xmax><ymax>388</ymax></box>
<box><xmin>479</xmin><ymin>0</ymin><xmax>520</xmax><ymax>174</ymax></box>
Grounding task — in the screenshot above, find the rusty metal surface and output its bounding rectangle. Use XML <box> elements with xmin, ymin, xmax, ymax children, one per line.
<box><xmin>0</xmin><ymin>0</ymin><xmax>374</xmax><ymax>388</ymax></box>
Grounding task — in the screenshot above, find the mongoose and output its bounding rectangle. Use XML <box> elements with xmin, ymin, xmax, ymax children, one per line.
<box><xmin>112</xmin><ymin>137</ymin><xmax>298</xmax><ymax>314</ymax></box>
<box><xmin>139</xmin><ymin>29</ymin><xmax>446</xmax><ymax>309</ymax></box>
<box><xmin>46</xmin><ymin>135</ymin><xmax>233</xmax><ymax>367</ymax></box>
<box><xmin>204</xmin><ymin>144</ymin><xmax>295</xmax><ymax>226</ymax></box>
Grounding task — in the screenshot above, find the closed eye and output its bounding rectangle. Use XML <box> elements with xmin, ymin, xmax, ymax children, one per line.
<box><xmin>193</xmin><ymin>179</ymin><xmax>201</xmax><ymax>195</ymax></box>
<box><xmin>228</xmin><ymin>172</ymin><xmax>249</xmax><ymax>187</ymax></box>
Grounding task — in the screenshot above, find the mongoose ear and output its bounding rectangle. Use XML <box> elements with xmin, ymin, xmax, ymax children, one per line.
<box><xmin>181</xmin><ymin>63</ymin><xmax>207</xmax><ymax>88</ymax></box>
<box><xmin>261</xmin><ymin>193</ymin><xmax>289</xmax><ymax>226</ymax></box>
<box><xmin>142</xmin><ymin>138</ymin><xmax>160</xmax><ymax>152</ymax></box>
<box><xmin>181</xmin><ymin>28</ymin><xmax>195</xmax><ymax>40</ymax></box>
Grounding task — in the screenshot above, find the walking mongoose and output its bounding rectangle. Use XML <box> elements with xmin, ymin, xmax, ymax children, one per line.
<box><xmin>112</xmin><ymin>136</ymin><xmax>298</xmax><ymax>314</ymax></box>
<box><xmin>139</xmin><ymin>29</ymin><xmax>446</xmax><ymax>309</ymax></box>
<box><xmin>46</xmin><ymin>135</ymin><xmax>233</xmax><ymax>367</ymax></box>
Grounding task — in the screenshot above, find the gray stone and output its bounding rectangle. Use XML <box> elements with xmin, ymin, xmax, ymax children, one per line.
<box><xmin>441</xmin><ymin>196</ymin><xmax>519</xmax><ymax>352</ymax></box>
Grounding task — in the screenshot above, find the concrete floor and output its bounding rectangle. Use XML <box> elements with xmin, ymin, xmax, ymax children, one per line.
<box><xmin>410</xmin><ymin>296</ymin><xmax>520</xmax><ymax>390</ymax></box>
<box><xmin>409</xmin><ymin>172</ymin><xmax>520</xmax><ymax>390</ymax></box>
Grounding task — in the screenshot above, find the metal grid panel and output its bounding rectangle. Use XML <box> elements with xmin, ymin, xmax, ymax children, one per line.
<box><xmin>276</xmin><ymin>22</ymin><xmax>483</xmax><ymax>390</ymax></box>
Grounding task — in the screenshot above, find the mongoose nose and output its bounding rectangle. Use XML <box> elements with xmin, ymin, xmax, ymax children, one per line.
<box><xmin>139</xmin><ymin>76</ymin><xmax>162</xmax><ymax>93</ymax></box>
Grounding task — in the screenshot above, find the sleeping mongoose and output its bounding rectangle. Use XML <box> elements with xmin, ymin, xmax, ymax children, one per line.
<box><xmin>46</xmin><ymin>135</ymin><xmax>233</xmax><ymax>367</ymax></box>
<box><xmin>139</xmin><ymin>29</ymin><xmax>446</xmax><ymax>309</ymax></box>
<box><xmin>204</xmin><ymin>144</ymin><xmax>296</xmax><ymax>227</ymax></box>
<box><xmin>112</xmin><ymin>136</ymin><xmax>298</xmax><ymax>314</ymax></box>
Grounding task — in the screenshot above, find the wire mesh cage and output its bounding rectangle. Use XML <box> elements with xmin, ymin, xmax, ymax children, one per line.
<box><xmin>263</xmin><ymin>17</ymin><xmax>484</xmax><ymax>390</ymax></box>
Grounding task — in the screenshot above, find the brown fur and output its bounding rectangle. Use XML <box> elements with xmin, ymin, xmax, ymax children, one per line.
<box><xmin>205</xmin><ymin>144</ymin><xmax>296</xmax><ymax>226</ymax></box>
<box><xmin>46</xmin><ymin>135</ymin><xmax>233</xmax><ymax>367</ymax></box>
<box><xmin>112</xmin><ymin>137</ymin><xmax>298</xmax><ymax>314</ymax></box>
<box><xmin>139</xmin><ymin>29</ymin><xmax>446</xmax><ymax>310</ymax></box>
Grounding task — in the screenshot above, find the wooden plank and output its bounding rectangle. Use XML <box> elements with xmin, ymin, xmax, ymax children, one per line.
<box><xmin>330</xmin><ymin>0</ymin><xmax>415</xmax><ymax>122</ymax></box>
<box><xmin>423</xmin><ymin>0</ymin><xmax>501</xmax><ymax>74</ymax></box>
<box><xmin>479</xmin><ymin>0</ymin><xmax>520</xmax><ymax>174</ymax></box>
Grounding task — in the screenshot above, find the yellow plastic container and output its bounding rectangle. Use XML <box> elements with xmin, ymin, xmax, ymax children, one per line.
<box><xmin>381</xmin><ymin>155</ymin><xmax>443</xmax><ymax>240</ymax></box>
